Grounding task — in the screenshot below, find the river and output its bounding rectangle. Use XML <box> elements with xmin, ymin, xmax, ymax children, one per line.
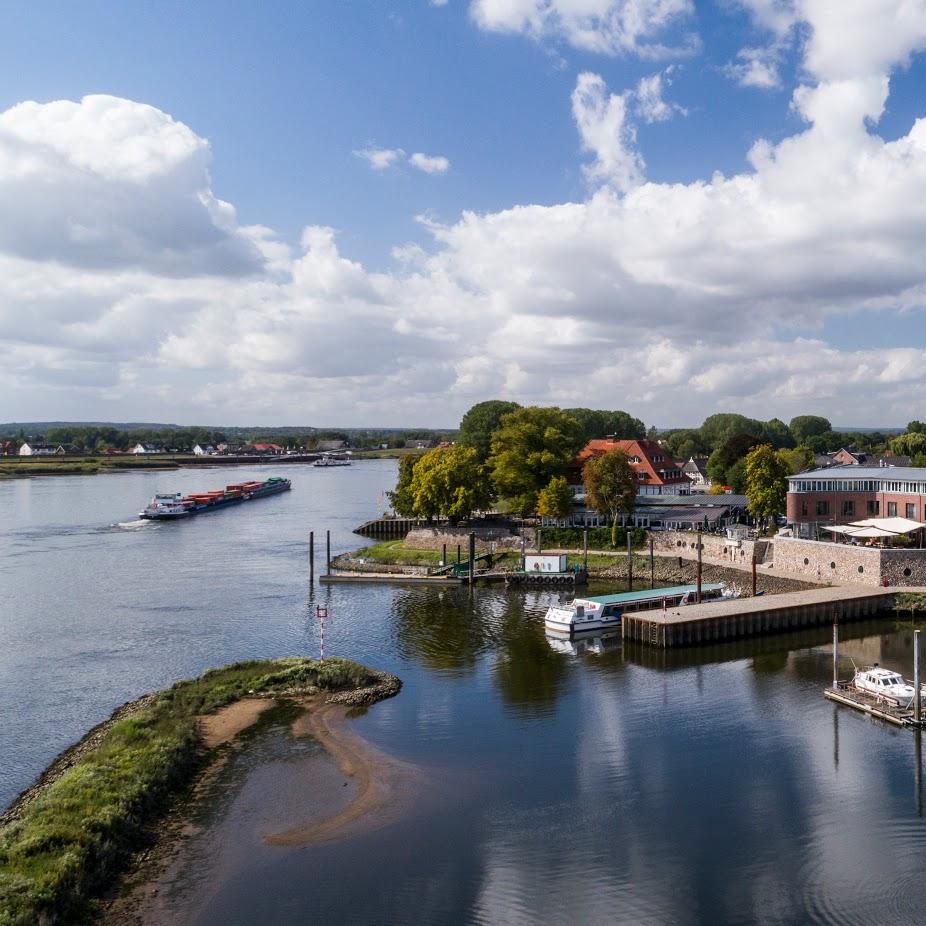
<box><xmin>3</xmin><ymin>461</ymin><xmax>926</xmax><ymax>924</ymax></box>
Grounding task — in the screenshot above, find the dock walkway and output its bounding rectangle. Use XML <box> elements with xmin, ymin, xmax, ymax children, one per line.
<box><xmin>621</xmin><ymin>585</ymin><xmax>910</xmax><ymax>648</ymax></box>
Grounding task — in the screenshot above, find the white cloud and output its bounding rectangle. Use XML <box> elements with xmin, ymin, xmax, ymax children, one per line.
<box><xmin>571</xmin><ymin>72</ymin><xmax>644</xmax><ymax>192</ymax></box>
<box><xmin>634</xmin><ymin>70</ymin><xmax>685</xmax><ymax>121</ymax></box>
<box><xmin>353</xmin><ymin>146</ymin><xmax>405</xmax><ymax>170</ymax></box>
<box><xmin>469</xmin><ymin>0</ymin><xmax>697</xmax><ymax>57</ymax></box>
<box><xmin>0</xmin><ymin>95</ymin><xmax>263</xmax><ymax>277</ymax></box>
<box><xmin>409</xmin><ymin>152</ymin><xmax>450</xmax><ymax>173</ymax></box>
<box><xmin>725</xmin><ymin>44</ymin><xmax>784</xmax><ymax>89</ymax></box>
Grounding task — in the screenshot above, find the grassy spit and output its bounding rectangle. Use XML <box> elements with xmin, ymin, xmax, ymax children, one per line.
<box><xmin>0</xmin><ymin>657</ymin><xmax>391</xmax><ymax>926</ymax></box>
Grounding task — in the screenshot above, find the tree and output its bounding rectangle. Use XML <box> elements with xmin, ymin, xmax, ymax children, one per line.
<box><xmin>707</xmin><ymin>433</ymin><xmax>762</xmax><ymax>486</ymax></box>
<box><xmin>777</xmin><ymin>445</ymin><xmax>815</xmax><ymax>475</ymax></box>
<box><xmin>764</xmin><ymin>418</ymin><xmax>795</xmax><ymax>449</ymax></box>
<box><xmin>744</xmin><ymin>444</ymin><xmax>790</xmax><ymax>526</ymax></box>
<box><xmin>388</xmin><ymin>454</ymin><xmax>419</xmax><ymax>516</ymax></box>
<box><xmin>788</xmin><ymin>415</ymin><xmax>832</xmax><ymax>444</ymax></box>
<box><xmin>890</xmin><ymin>431</ymin><xmax>926</xmax><ymax>457</ymax></box>
<box><xmin>908</xmin><ymin>420</ymin><xmax>926</xmax><ymax>435</ymax></box>
<box><xmin>582</xmin><ymin>449</ymin><xmax>637</xmax><ymax>547</ymax></box>
<box><xmin>699</xmin><ymin>413</ymin><xmax>767</xmax><ymax>451</ymax></box>
<box><xmin>458</xmin><ymin>400</ymin><xmax>521</xmax><ymax>462</ymax></box>
<box><xmin>487</xmin><ymin>406</ymin><xmax>584</xmax><ymax>516</ymax></box>
<box><xmin>563</xmin><ymin>408</ymin><xmax>646</xmax><ymax>443</ymax></box>
<box><xmin>407</xmin><ymin>445</ymin><xmax>494</xmax><ymax>523</ymax></box>
<box><xmin>663</xmin><ymin>428</ymin><xmax>709</xmax><ymax>460</ymax></box>
<box><xmin>537</xmin><ymin>476</ymin><xmax>574</xmax><ymax>519</ymax></box>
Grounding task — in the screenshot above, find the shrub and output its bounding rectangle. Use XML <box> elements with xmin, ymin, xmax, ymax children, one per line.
<box><xmin>538</xmin><ymin>526</ymin><xmax>646</xmax><ymax>549</ymax></box>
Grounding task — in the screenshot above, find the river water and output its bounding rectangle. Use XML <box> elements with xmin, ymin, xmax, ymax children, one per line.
<box><xmin>3</xmin><ymin>461</ymin><xmax>926</xmax><ymax>925</ymax></box>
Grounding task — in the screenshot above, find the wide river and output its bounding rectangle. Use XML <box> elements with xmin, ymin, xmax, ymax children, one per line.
<box><xmin>3</xmin><ymin>461</ymin><xmax>926</xmax><ymax>924</ymax></box>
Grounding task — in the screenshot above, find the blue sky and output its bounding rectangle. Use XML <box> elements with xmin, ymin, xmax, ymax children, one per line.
<box><xmin>2</xmin><ymin>1</ymin><xmax>926</xmax><ymax>427</ymax></box>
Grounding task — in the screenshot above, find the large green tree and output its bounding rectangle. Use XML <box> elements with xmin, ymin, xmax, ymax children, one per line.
<box><xmin>707</xmin><ymin>433</ymin><xmax>762</xmax><ymax>486</ymax></box>
<box><xmin>408</xmin><ymin>445</ymin><xmax>494</xmax><ymax>523</ymax></box>
<box><xmin>582</xmin><ymin>449</ymin><xmax>638</xmax><ymax>546</ymax></box>
<box><xmin>788</xmin><ymin>415</ymin><xmax>832</xmax><ymax>444</ymax></box>
<box><xmin>889</xmin><ymin>431</ymin><xmax>926</xmax><ymax>458</ymax></box>
<box><xmin>562</xmin><ymin>408</ymin><xmax>646</xmax><ymax>443</ymax></box>
<box><xmin>536</xmin><ymin>476</ymin><xmax>574</xmax><ymax>519</ymax></box>
<box><xmin>458</xmin><ymin>400</ymin><xmax>521</xmax><ymax>461</ymax></box>
<box><xmin>777</xmin><ymin>445</ymin><xmax>815</xmax><ymax>475</ymax></box>
<box><xmin>388</xmin><ymin>454</ymin><xmax>420</xmax><ymax>517</ymax></box>
<box><xmin>699</xmin><ymin>413</ymin><xmax>767</xmax><ymax>450</ymax></box>
<box><xmin>488</xmin><ymin>406</ymin><xmax>584</xmax><ymax>515</ymax></box>
<box><xmin>744</xmin><ymin>444</ymin><xmax>790</xmax><ymax>525</ymax></box>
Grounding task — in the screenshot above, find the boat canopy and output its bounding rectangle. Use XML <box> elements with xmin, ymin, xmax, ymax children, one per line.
<box><xmin>579</xmin><ymin>584</ymin><xmax>725</xmax><ymax>606</ymax></box>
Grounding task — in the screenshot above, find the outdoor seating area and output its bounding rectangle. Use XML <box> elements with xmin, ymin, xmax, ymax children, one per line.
<box><xmin>823</xmin><ymin>517</ymin><xmax>926</xmax><ymax>547</ymax></box>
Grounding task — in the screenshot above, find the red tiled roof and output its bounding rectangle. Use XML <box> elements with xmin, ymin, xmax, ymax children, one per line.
<box><xmin>570</xmin><ymin>438</ymin><xmax>688</xmax><ymax>487</ymax></box>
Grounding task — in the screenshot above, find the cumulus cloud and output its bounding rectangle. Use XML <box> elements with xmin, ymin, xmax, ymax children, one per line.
<box><xmin>469</xmin><ymin>0</ymin><xmax>697</xmax><ymax>57</ymax></box>
<box><xmin>0</xmin><ymin>95</ymin><xmax>263</xmax><ymax>277</ymax></box>
<box><xmin>6</xmin><ymin>0</ymin><xmax>926</xmax><ymax>426</ymax></box>
<box><xmin>409</xmin><ymin>152</ymin><xmax>451</xmax><ymax>173</ymax></box>
<box><xmin>571</xmin><ymin>72</ymin><xmax>644</xmax><ymax>192</ymax></box>
<box><xmin>725</xmin><ymin>44</ymin><xmax>784</xmax><ymax>89</ymax></box>
<box><xmin>353</xmin><ymin>146</ymin><xmax>405</xmax><ymax>170</ymax></box>
<box><xmin>634</xmin><ymin>69</ymin><xmax>685</xmax><ymax>121</ymax></box>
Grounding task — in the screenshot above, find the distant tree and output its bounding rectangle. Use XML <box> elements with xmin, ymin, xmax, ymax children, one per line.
<box><xmin>408</xmin><ymin>445</ymin><xmax>493</xmax><ymax>523</ymax></box>
<box><xmin>763</xmin><ymin>418</ymin><xmax>795</xmax><ymax>449</ymax></box>
<box><xmin>458</xmin><ymin>400</ymin><xmax>521</xmax><ymax>462</ymax></box>
<box><xmin>536</xmin><ymin>476</ymin><xmax>574</xmax><ymax>519</ymax></box>
<box><xmin>663</xmin><ymin>428</ymin><xmax>708</xmax><ymax>460</ymax></box>
<box><xmin>488</xmin><ymin>406</ymin><xmax>584</xmax><ymax>516</ymax></box>
<box><xmin>707</xmin><ymin>433</ymin><xmax>762</xmax><ymax>486</ymax></box>
<box><xmin>803</xmin><ymin>432</ymin><xmax>835</xmax><ymax>454</ymax></box>
<box><xmin>388</xmin><ymin>455</ymin><xmax>420</xmax><ymax>517</ymax></box>
<box><xmin>890</xmin><ymin>432</ymin><xmax>926</xmax><ymax>457</ymax></box>
<box><xmin>699</xmin><ymin>413</ymin><xmax>767</xmax><ymax>451</ymax></box>
<box><xmin>908</xmin><ymin>420</ymin><xmax>926</xmax><ymax>435</ymax></box>
<box><xmin>582</xmin><ymin>449</ymin><xmax>637</xmax><ymax>547</ymax></box>
<box><xmin>788</xmin><ymin>415</ymin><xmax>832</xmax><ymax>444</ymax></box>
<box><xmin>744</xmin><ymin>444</ymin><xmax>790</xmax><ymax>526</ymax></box>
<box><xmin>727</xmin><ymin>458</ymin><xmax>748</xmax><ymax>495</ymax></box>
<box><xmin>563</xmin><ymin>408</ymin><xmax>646</xmax><ymax>443</ymax></box>
<box><xmin>777</xmin><ymin>445</ymin><xmax>815</xmax><ymax>475</ymax></box>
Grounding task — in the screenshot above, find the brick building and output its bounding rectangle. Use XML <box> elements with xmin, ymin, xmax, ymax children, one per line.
<box><xmin>787</xmin><ymin>465</ymin><xmax>926</xmax><ymax>531</ymax></box>
<box><xmin>569</xmin><ymin>438</ymin><xmax>690</xmax><ymax>496</ymax></box>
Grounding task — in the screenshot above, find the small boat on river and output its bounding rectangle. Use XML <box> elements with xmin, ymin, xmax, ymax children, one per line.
<box><xmin>852</xmin><ymin>666</ymin><xmax>917</xmax><ymax>707</ymax></box>
<box><xmin>140</xmin><ymin>476</ymin><xmax>291</xmax><ymax>519</ymax></box>
<box><xmin>313</xmin><ymin>453</ymin><xmax>351</xmax><ymax>467</ymax></box>
<box><xmin>544</xmin><ymin>583</ymin><xmax>734</xmax><ymax>635</ymax></box>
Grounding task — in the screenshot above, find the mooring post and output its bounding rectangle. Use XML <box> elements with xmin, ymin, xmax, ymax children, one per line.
<box><xmin>521</xmin><ymin>530</ymin><xmax>526</xmax><ymax>570</ymax></box>
<box><xmin>442</xmin><ymin>542</ymin><xmax>447</xmax><ymax>567</ymax></box>
<box><xmin>457</xmin><ymin>543</ymin><xmax>461</xmax><ymax>564</ymax></box>
<box><xmin>752</xmin><ymin>547</ymin><xmax>757</xmax><ymax>597</ymax></box>
<box><xmin>696</xmin><ymin>529</ymin><xmax>703</xmax><ymax>603</ymax></box>
<box><xmin>649</xmin><ymin>535</ymin><xmax>655</xmax><ymax>589</ymax></box>
<box><xmin>309</xmin><ymin>531</ymin><xmax>315</xmax><ymax>585</ymax></box>
<box><xmin>468</xmin><ymin>531</ymin><xmax>476</xmax><ymax>585</ymax></box>
<box><xmin>326</xmin><ymin>529</ymin><xmax>331</xmax><ymax>575</ymax></box>
<box><xmin>915</xmin><ymin>628</ymin><xmax>922</xmax><ymax>724</ymax></box>
<box><xmin>832</xmin><ymin>614</ymin><xmax>839</xmax><ymax>691</ymax></box>
<box><xmin>583</xmin><ymin>528</ymin><xmax>589</xmax><ymax>572</ymax></box>
<box><xmin>626</xmin><ymin>532</ymin><xmax>633</xmax><ymax>591</ymax></box>
<box><xmin>537</xmin><ymin>528</ymin><xmax>542</xmax><ymax>554</ymax></box>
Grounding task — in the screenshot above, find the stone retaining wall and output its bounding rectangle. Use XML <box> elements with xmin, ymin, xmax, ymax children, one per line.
<box><xmin>404</xmin><ymin>527</ymin><xmax>522</xmax><ymax>552</ymax></box>
<box><xmin>650</xmin><ymin>530</ymin><xmax>758</xmax><ymax>567</ymax></box>
<box><xmin>773</xmin><ymin>537</ymin><xmax>879</xmax><ymax>586</ymax></box>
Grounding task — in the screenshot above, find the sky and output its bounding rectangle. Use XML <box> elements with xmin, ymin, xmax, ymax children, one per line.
<box><xmin>2</xmin><ymin>1</ymin><xmax>926</xmax><ymax>429</ymax></box>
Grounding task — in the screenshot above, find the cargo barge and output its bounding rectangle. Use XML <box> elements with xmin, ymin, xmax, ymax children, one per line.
<box><xmin>140</xmin><ymin>476</ymin><xmax>291</xmax><ymax>519</ymax></box>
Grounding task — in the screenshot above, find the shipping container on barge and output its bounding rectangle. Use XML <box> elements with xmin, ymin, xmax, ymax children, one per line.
<box><xmin>139</xmin><ymin>476</ymin><xmax>291</xmax><ymax>520</ymax></box>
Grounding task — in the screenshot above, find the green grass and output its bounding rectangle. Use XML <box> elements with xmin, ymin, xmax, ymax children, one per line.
<box><xmin>0</xmin><ymin>657</ymin><xmax>374</xmax><ymax>926</ymax></box>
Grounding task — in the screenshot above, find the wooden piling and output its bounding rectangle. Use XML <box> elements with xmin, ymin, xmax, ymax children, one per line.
<box><xmin>916</xmin><ymin>629</ymin><xmax>922</xmax><ymax>725</ymax></box>
<box><xmin>696</xmin><ymin>530</ymin><xmax>702</xmax><ymax>604</ymax></box>
<box><xmin>751</xmin><ymin>547</ymin><xmax>757</xmax><ymax>597</ymax></box>
<box><xmin>309</xmin><ymin>531</ymin><xmax>314</xmax><ymax>585</ymax></box>
<box><xmin>649</xmin><ymin>536</ymin><xmax>655</xmax><ymax>589</ymax></box>
<box><xmin>326</xmin><ymin>530</ymin><xmax>331</xmax><ymax>575</ymax></box>
<box><xmin>468</xmin><ymin>531</ymin><xmax>476</xmax><ymax>585</ymax></box>
<box><xmin>626</xmin><ymin>532</ymin><xmax>633</xmax><ymax>591</ymax></box>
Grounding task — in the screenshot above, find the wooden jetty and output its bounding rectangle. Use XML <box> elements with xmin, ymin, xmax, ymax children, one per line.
<box><xmin>621</xmin><ymin>585</ymin><xmax>900</xmax><ymax>648</ymax></box>
<box><xmin>824</xmin><ymin>683</ymin><xmax>925</xmax><ymax>727</ymax></box>
<box><xmin>320</xmin><ymin>572</ymin><xmax>461</xmax><ymax>586</ymax></box>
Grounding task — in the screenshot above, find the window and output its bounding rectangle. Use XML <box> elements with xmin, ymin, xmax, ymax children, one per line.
<box><xmin>801</xmin><ymin>502</ymin><xmax>808</xmax><ymax>516</ymax></box>
<box><xmin>842</xmin><ymin>500</ymin><xmax>855</xmax><ymax>516</ymax></box>
<box><xmin>888</xmin><ymin>502</ymin><xmax>897</xmax><ymax>517</ymax></box>
<box><xmin>907</xmin><ymin>504</ymin><xmax>916</xmax><ymax>519</ymax></box>
<box><xmin>867</xmin><ymin>500</ymin><xmax>880</xmax><ymax>516</ymax></box>
<box><xmin>816</xmin><ymin>500</ymin><xmax>829</xmax><ymax>516</ymax></box>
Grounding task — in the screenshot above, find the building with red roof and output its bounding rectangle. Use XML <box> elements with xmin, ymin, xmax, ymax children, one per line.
<box><xmin>569</xmin><ymin>438</ymin><xmax>690</xmax><ymax>496</ymax></box>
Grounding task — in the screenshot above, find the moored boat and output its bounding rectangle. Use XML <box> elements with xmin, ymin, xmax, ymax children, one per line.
<box><xmin>140</xmin><ymin>476</ymin><xmax>291</xmax><ymax>519</ymax></box>
<box><xmin>313</xmin><ymin>453</ymin><xmax>351</xmax><ymax>467</ymax></box>
<box><xmin>851</xmin><ymin>665</ymin><xmax>917</xmax><ymax>707</ymax></box>
<box><xmin>544</xmin><ymin>583</ymin><xmax>734</xmax><ymax>635</ymax></box>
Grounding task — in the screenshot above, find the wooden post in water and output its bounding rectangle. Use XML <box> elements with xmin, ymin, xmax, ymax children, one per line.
<box><xmin>309</xmin><ymin>531</ymin><xmax>315</xmax><ymax>585</ymax></box>
<box><xmin>537</xmin><ymin>528</ymin><xmax>542</xmax><ymax>554</ymax></box>
<box><xmin>696</xmin><ymin>530</ymin><xmax>702</xmax><ymax>604</ymax></box>
<box><xmin>583</xmin><ymin>528</ymin><xmax>589</xmax><ymax>572</ymax></box>
<box><xmin>468</xmin><ymin>531</ymin><xmax>476</xmax><ymax>585</ymax></box>
<box><xmin>626</xmin><ymin>532</ymin><xmax>633</xmax><ymax>591</ymax></box>
<box><xmin>649</xmin><ymin>535</ymin><xmax>655</xmax><ymax>589</ymax></box>
<box><xmin>752</xmin><ymin>547</ymin><xmax>757</xmax><ymax>597</ymax></box>
<box><xmin>457</xmin><ymin>543</ymin><xmax>461</xmax><ymax>564</ymax></box>
<box><xmin>326</xmin><ymin>530</ymin><xmax>331</xmax><ymax>575</ymax></box>
<box><xmin>521</xmin><ymin>530</ymin><xmax>526</xmax><ymax>571</ymax></box>
<box><xmin>442</xmin><ymin>543</ymin><xmax>447</xmax><ymax>567</ymax></box>
<box><xmin>915</xmin><ymin>628</ymin><xmax>922</xmax><ymax>724</ymax></box>
<box><xmin>832</xmin><ymin>614</ymin><xmax>839</xmax><ymax>691</ymax></box>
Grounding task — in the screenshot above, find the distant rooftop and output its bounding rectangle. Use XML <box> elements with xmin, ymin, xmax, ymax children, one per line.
<box><xmin>789</xmin><ymin>465</ymin><xmax>926</xmax><ymax>481</ymax></box>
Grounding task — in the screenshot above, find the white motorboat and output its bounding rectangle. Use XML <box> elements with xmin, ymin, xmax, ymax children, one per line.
<box><xmin>852</xmin><ymin>665</ymin><xmax>917</xmax><ymax>707</ymax></box>
<box><xmin>544</xmin><ymin>583</ymin><xmax>734</xmax><ymax>635</ymax></box>
<box><xmin>313</xmin><ymin>453</ymin><xmax>351</xmax><ymax>467</ymax></box>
